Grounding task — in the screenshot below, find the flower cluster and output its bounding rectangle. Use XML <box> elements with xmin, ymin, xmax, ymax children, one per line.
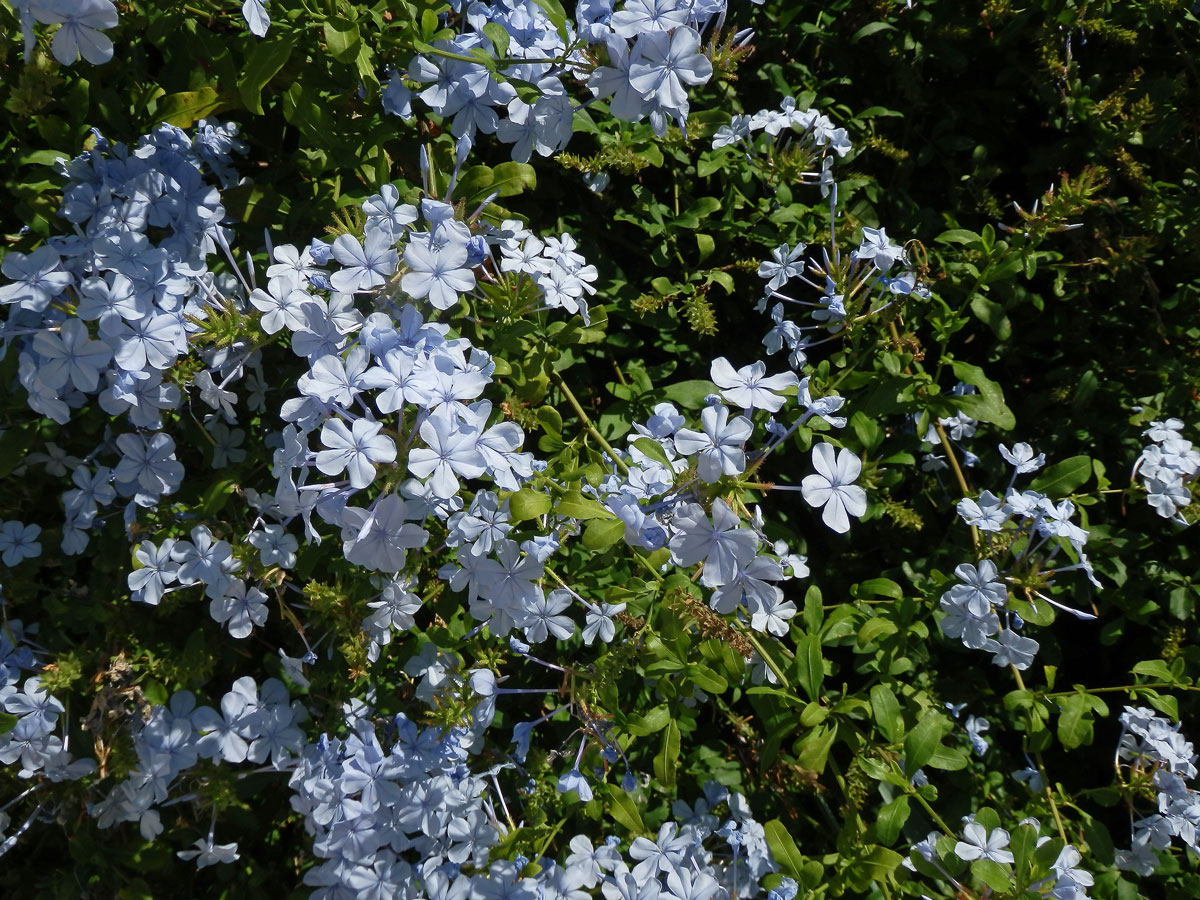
<box><xmin>712</xmin><ymin>95</ymin><xmax>851</xmax><ymax>193</ymax></box>
<box><xmin>386</xmin><ymin>0</ymin><xmax>723</xmax><ymax>154</ymax></box>
<box><xmin>11</xmin><ymin>0</ymin><xmax>118</xmax><ymax>66</ymax></box>
<box><xmin>0</xmin><ymin>120</ymin><xmax>247</xmax><ymax>536</ymax></box>
<box><xmin>579</xmin><ymin>356</ymin><xmax>862</xmax><ymax>638</ymax></box>
<box><xmin>938</xmin><ymin>443</ymin><xmax>1098</xmax><ymax>670</ymax></box>
<box><xmin>0</xmin><ymin>622</ymin><xmax>94</xmax><ymax>785</ymax></box>
<box><xmin>1114</xmin><ymin>706</ymin><xmax>1200</xmax><ymax>875</ymax></box>
<box><xmin>907</xmin><ymin>814</ymin><xmax>1095</xmax><ymax>900</ymax></box>
<box><xmin>1134</xmin><ymin>418</ymin><xmax>1197</xmax><ymax>524</ymax></box>
<box><xmin>756</xmin><ymin>219</ymin><xmax>929</xmax><ymax>370</ymax></box>
<box><xmin>92</xmin><ymin>676</ymin><xmax>304</xmax><ymax>846</ymax></box>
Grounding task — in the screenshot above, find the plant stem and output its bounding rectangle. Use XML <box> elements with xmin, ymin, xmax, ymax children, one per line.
<box><xmin>902</xmin><ymin>775</ymin><xmax>954</xmax><ymax>835</ymax></box>
<box><xmin>1042</xmin><ymin>681</ymin><xmax>1200</xmax><ymax>699</ymax></box>
<box><xmin>633</xmin><ymin>552</ymin><xmax>665</xmax><ymax>583</ymax></box>
<box><xmin>933</xmin><ymin>419</ymin><xmax>979</xmax><ymax>551</ymax></box>
<box><xmin>550</xmin><ymin>370</ymin><xmax>629</xmax><ymax>475</ymax></box>
<box><xmin>1010</xmin><ymin>665</ymin><xmax>1069</xmax><ymax>844</ymax></box>
<box><xmin>744</xmin><ymin>632</ymin><xmax>789</xmax><ymax>688</ymax></box>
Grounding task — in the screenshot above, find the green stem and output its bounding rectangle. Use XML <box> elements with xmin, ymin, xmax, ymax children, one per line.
<box><xmin>1042</xmin><ymin>681</ymin><xmax>1200</xmax><ymax>699</ymax></box>
<box><xmin>419</xmin><ymin>46</ymin><xmax>488</xmax><ymax>65</ymax></box>
<box><xmin>1010</xmin><ymin>666</ymin><xmax>1069</xmax><ymax>845</ymax></box>
<box><xmin>534</xmin><ymin>815</ymin><xmax>569</xmax><ymax>860</ymax></box>
<box><xmin>633</xmin><ymin>552</ymin><xmax>665</xmax><ymax>583</ymax></box>
<box><xmin>933</xmin><ymin>419</ymin><xmax>979</xmax><ymax>551</ymax></box>
<box><xmin>550</xmin><ymin>370</ymin><xmax>629</xmax><ymax>475</ymax></box>
<box><xmin>899</xmin><ymin>769</ymin><xmax>954</xmax><ymax>835</ymax></box>
<box><xmin>744</xmin><ymin>632</ymin><xmax>790</xmax><ymax>689</ymax></box>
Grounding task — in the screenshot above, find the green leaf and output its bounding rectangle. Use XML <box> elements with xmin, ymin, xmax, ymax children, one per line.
<box><xmin>623</xmin><ymin>706</ymin><xmax>670</xmax><ymax>736</ymax></box>
<box><xmin>1057</xmin><ymin>691</ymin><xmax>1108</xmax><ymax>749</ymax></box>
<box><xmin>851</xmin><ymin>21</ymin><xmax>897</xmax><ymax>41</ymax></box>
<box><xmin>870</xmin><ymin>684</ymin><xmax>904</xmax><ymax>743</ymax></box>
<box><xmin>556</xmin><ymin>490</ymin><xmax>614</xmax><ymax>520</ymax></box>
<box><xmin>1147</xmin><ymin>693</ymin><xmax>1179</xmax><ymax>720</ymax></box>
<box><xmin>903</xmin><ymin>712</ymin><xmax>951</xmax><ymax>774</ymax></box>
<box><xmin>745</xmin><ymin>686</ymin><xmax>804</xmax><ymax>704</ymax></box>
<box><xmin>323</xmin><ymin>17</ymin><xmax>361</xmax><ymax>64</ymax></box>
<box><xmin>935</xmin><ymin>229</ymin><xmax>982</xmax><ymax>246</ymax></box>
<box><xmin>926</xmin><ymin>744</ymin><xmax>969</xmax><ymax>770</ymax></box>
<box><xmin>1010</xmin><ymin>822</ymin><xmax>1039</xmax><ymax>873</ymax></box>
<box><xmin>949</xmin><ymin>360</ymin><xmax>1016</xmax><ymax>430</ymax></box>
<box><xmin>490</xmin><ymin>161</ymin><xmax>537</xmax><ymax>197</ymax></box>
<box><xmin>158</xmin><ymin>87</ymin><xmax>225</xmax><ymax>128</ymax></box>
<box><xmin>875</xmin><ymin>795</ymin><xmax>910</xmax><ymax>845</ymax></box>
<box><xmin>794</xmin><ymin>633</ymin><xmax>824</xmax><ymax>701</ymax></box>
<box><xmin>454</xmin><ymin>165</ymin><xmax>496</xmax><ymax>202</ymax></box>
<box><xmin>15</xmin><ymin>149</ymin><xmax>72</xmax><ymax>168</ymax></box>
<box><xmin>858</xmin><ymin>845</ymin><xmax>904</xmax><ymax>881</ymax></box>
<box><xmin>1131</xmin><ymin>659</ymin><xmax>1176</xmax><ymax>681</ymax></box>
<box><xmin>0</xmin><ymin>712</ymin><xmax>17</xmax><ymax>735</ymax></box>
<box><xmin>683</xmin><ymin>196</ymin><xmax>721</xmax><ymax>221</ymax></box>
<box><xmin>800</xmin><ymin>701</ymin><xmax>829</xmax><ymax>726</ymax></box>
<box><xmin>971</xmin><ymin>859</ymin><xmax>1014</xmax><ymax>892</ymax></box>
<box><xmin>695</xmin><ymin>233</ymin><xmax>715</xmax><ymax>262</ymax></box>
<box><xmin>605</xmin><ymin>784</ymin><xmax>644</xmax><ymax>833</ymax></box>
<box><xmin>696</xmin><ymin>151</ymin><xmax>730</xmax><ymax>178</ymax></box>
<box><xmin>583</xmin><ymin>517</ymin><xmax>625</xmax><ymax>550</ymax></box>
<box><xmin>661</xmin><ymin>380</ymin><xmax>718</xmax><ymax>409</ymax></box>
<box><xmin>687</xmin><ymin>663</ymin><xmax>727</xmax><ymax>694</ymax></box>
<box><xmin>795</xmin><ymin>724</ymin><xmax>836</xmax><ymax>773</ymax></box>
<box><xmin>653</xmin><ymin>719</ymin><xmax>681</xmax><ymax>792</ymax></box>
<box><xmin>199</xmin><ymin>478</ymin><xmax>239</xmax><ymax>518</ymax></box>
<box><xmin>509</xmin><ymin>489</ymin><xmax>552</xmax><ymax>521</ymax></box>
<box><xmin>763</xmin><ymin>820</ymin><xmax>806</xmax><ymax>877</ymax></box>
<box><xmin>970</xmin><ymin>293</ymin><xmax>1013</xmax><ymax>340</ymax></box>
<box><xmin>803</xmin><ymin>585</ymin><xmax>823</xmax><ymax>632</ymax></box>
<box><xmin>856</xmin><ymin>617</ymin><xmax>898</xmax><ymax>648</ymax></box>
<box><xmin>632</xmin><ymin>437</ymin><xmax>670</xmax><ymax>467</ymax></box>
<box><xmin>857</xmin><ymin>578</ymin><xmax>903</xmax><ymax>599</ymax></box>
<box><xmin>239</xmin><ymin>36</ymin><xmax>296</xmax><ymax>115</ymax></box>
<box><xmin>1030</xmin><ymin>455</ymin><xmax>1093</xmax><ymax>498</ymax></box>
<box><xmin>481</xmin><ymin>21</ymin><xmax>511</xmax><ymax>58</ymax></box>
<box><xmin>705</xmin><ymin>270</ymin><xmax>735</xmax><ymax>294</ymax></box>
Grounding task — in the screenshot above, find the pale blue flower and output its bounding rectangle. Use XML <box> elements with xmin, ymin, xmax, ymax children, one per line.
<box><xmin>315</xmin><ymin>417</ymin><xmax>397</xmax><ymax>489</ymax></box>
<box><xmin>242</xmin><ymin>0</ymin><xmax>270</xmax><ymax>37</ymax></box>
<box><xmin>673</xmin><ymin>405</ymin><xmax>752</xmax><ymax>483</ymax></box>
<box><xmin>801</xmin><ymin>443</ymin><xmax>867</xmax><ymax>533</ymax></box>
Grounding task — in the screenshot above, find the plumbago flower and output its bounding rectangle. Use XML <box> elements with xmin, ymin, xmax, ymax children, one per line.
<box><xmin>6</xmin><ymin>16</ymin><xmax>1196</xmax><ymax>898</ymax></box>
<box><xmin>673</xmin><ymin>404</ymin><xmax>753</xmax><ymax>482</ymax></box>
<box><xmin>710</xmin><ymin>357</ymin><xmax>798</xmax><ymax>413</ymax></box>
<box><xmin>393</xmin><ymin>0</ymin><xmax>726</xmax><ymax>158</ymax></box>
<box><xmin>954</xmin><ymin>822</ymin><xmax>1014</xmax><ymax>864</ymax></box>
<box><xmin>937</xmin><ymin>442</ymin><xmax>1099</xmax><ymax>671</ymax></box>
<box><xmin>1134</xmin><ymin>418</ymin><xmax>1198</xmax><ymax>524</ymax></box>
<box><xmin>12</xmin><ymin>0</ymin><xmax>119</xmax><ymax>67</ymax></box>
<box><xmin>800</xmin><ymin>443</ymin><xmax>866</xmax><ymax>533</ymax></box>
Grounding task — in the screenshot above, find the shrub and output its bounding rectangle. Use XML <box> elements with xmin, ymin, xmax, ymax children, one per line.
<box><xmin>1</xmin><ymin>1</ymin><xmax>1199</xmax><ymax>899</ymax></box>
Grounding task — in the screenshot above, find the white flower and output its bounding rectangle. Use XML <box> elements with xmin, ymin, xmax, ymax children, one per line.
<box><xmin>710</xmin><ymin>357</ymin><xmax>798</xmax><ymax>413</ymax></box>
<box><xmin>999</xmin><ymin>442</ymin><xmax>1045</xmax><ymax>473</ymax></box>
<box><xmin>954</xmin><ymin>822</ymin><xmax>1014</xmax><ymax>864</ymax></box>
<box><xmin>177</xmin><ymin>837</ymin><xmax>240</xmax><ymax>868</ymax></box>
<box><xmin>800</xmin><ymin>444</ymin><xmax>867</xmax><ymax>533</ymax></box>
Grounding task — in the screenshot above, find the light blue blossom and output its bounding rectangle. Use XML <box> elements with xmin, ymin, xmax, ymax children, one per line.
<box><xmin>315</xmin><ymin>417</ymin><xmax>397</xmax><ymax>489</ymax></box>
<box><xmin>673</xmin><ymin>405</ymin><xmax>753</xmax><ymax>483</ymax></box>
<box><xmin>801</xmin><ymin>443</ymin><xmax>867</xmax><ymax>533</ymax></box>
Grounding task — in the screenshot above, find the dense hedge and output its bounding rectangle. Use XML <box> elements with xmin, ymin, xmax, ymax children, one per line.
<box><xmin>1</xmin><ymin>1</ymin><xmax>1200</xmax><ymax>899</ymax></box>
